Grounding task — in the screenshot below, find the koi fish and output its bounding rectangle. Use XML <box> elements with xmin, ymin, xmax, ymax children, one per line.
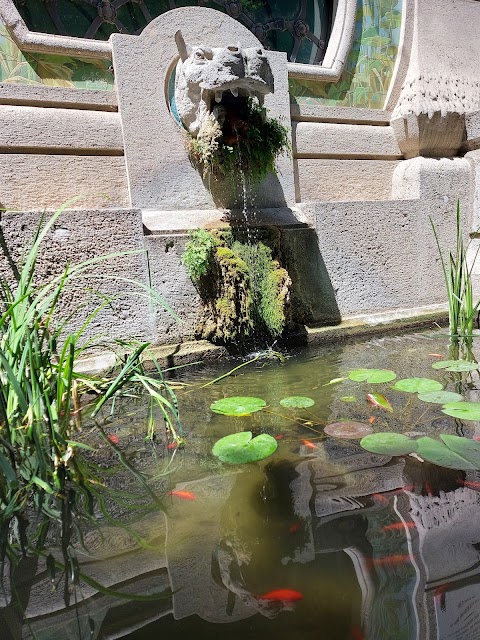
<box><xmin>167</xmin><ymin>442</ymin><xmax>177</xmax><ymax>450</ymax></box>
<box><xmin>368</xmin><ymin>554</ymin><xmax>413</xmax><ymax>568</ymax></box>
<box><xmin>257</xmin><ymin>589</ymin><xmax>303</xmax><ymax>602</ymax></box>
<box><xmin>289</xmin><ymin>522</ymin><xmax>301</xmax><ymax>534</ymax></box>
<box><xmin>428</xmin><ymin>353</ymin><xmax>444</xmax><ymax>358</ymax></box>
<box><xmin>302</xmin><ymin>440</ymin><xmax>317</xmax><ymax>450</ymax></box>
<box><xmin>380</xmin><ymin>522</ymin><xmax>416</xmax><ymax>533</ymax></box>
<box><xmin>169</xmin><ymin>490</ymin><xmax>196</xmax><ymax>501</ymax></box>
<box><xmin>457</xmin><ymin>479</ymin><xmax>480</xmax><ymax>490</ymax></box>
<box><xmin>107</xmin><ymin>435</ymin><xmax>119</xmax><ymax>445</ymax></box>
<box><xmin>368</xmin><ymin>416</ymin><xmax>377</xmax><ymax>424</ymax></box>
<box><xmin>351</xmin><ymin>625</ymin><xmax>365</xmax><ymax>640</ymax></box>
<box><xmin>274</xmin><ymin>434</ymin><xmax>284</xmax><ymax>441</ymax></box>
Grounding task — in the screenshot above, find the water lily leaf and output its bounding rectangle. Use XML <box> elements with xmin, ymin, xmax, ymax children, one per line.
<box><xmin>324</xmin><ymin>422</ymin><xmax>373</xmax><ymax>439</ymax></box>
<box><xmin>210</xmin><ymin>396</ymin><xmax>266</xmax><ymax>416</ymax></box>
<box><xmin>212</xmin><ymin>431</ymin><xmax>278</xmax><ymax>464</ymax></box>
<box><xmin>417</xmin><ymin>391</ymin><xmax>463</xmax><ymax>404</ymax></box>
<box><xmin>360</xmin><ymin>433</ymin><xmax>417</xmax><ymax>455</ymax></box>
<box><xmin>393</xmin><ymin>378</ymin><xmax>443</xmax><ymax>393</ymax></box>
<box><xmin>416</xmin><ymin>436</ymin><xmax>476</xmax><ymax>470</ymax></box>
<box><xmin>440</xmin><ymin>435</ymin><xmax>480</xmax><ymax>467</ymax></box>
<box><xmin>280</xmin><ymin>396</ymin><xmax>315</xmax><ymax>409</ymax></box>
<box><xmin>340</xmin><ymin>396</ymin><xmax>357</xmax><ymax>403</ymax></box>
<box><xmin>441</xmin><ymin>401</ymin><xmax>480</xmax><ymax>421</ymax></box>
<box><xmin>366</xmin><ymin>393</ymin><xmax>393</xmax><ymax>412</ymax></box>
<box><xmin>431</xmin><ymin>360</ymin><xmax>478</xmax><ymax>372</ymax></box>
<box><xmin>349</xmin><ymin>369</ymin><xmax>397</xmax><ymax>383</ymax></box>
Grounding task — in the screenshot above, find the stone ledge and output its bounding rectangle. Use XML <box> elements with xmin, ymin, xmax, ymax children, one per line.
<box><xmin>290</xmin><ymin>103</ymin><xmax>391</xmax><ymax>125</ymax></box>
<box><xmin>0</xmin><ymin>84</ymin><xmax>117</xmax><ymax>111</ymax></box>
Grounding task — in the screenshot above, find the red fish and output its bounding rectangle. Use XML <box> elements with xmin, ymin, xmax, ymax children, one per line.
<box><xmin>302</xmin><ymin>440</ymin><xmax>317</xmax><ymax>450</ymax></box>
<box><xmin>170</xmin><ymin>490</ymin><xmax>196</xmax><ymax>501</ymax></box>
<box><xmin>257</xmin><ymin>589</ymin><xmax>303</xmax><ymax>602</ymax></box>
<box><xmin>274</xmin><ymin>434</ymin><xmax>284</xmax><ymax>441</ymax></box>
<box><xmin>351</xmin><ymin>625</ymin><xmax>364</xmax><ymax>640</ymax></box>
<box><xmin>380</xmin><ymin>522</ymin><xmax>416</xmax><ymax>533</ymax></box>
<box><xmin>368</xmin><ymin>416</ymin><xmax>377</xmax><ymax>424</ymax></box>
<box><xmin>473</xmin><ymin>436</ymin><xmax>480</xmax><ymax>442</ymax></box>
<box><xmin>289</xmin><ymin>521</ymin><xmax>301</xmax><ymax>534</ymax></box>
<box><xmin>428</xmin><ymin>353</ymin><xmax>443</xmax><ymax>358</ymax></box>
<box><xmin>371</xmin><ymin>554</ymin><xmax>413</xmax><ymax>567</ymax></box>
<box><xmin>107</xmin><ymin>434</ymin><xmax>119</xmax><ymax>445</ymax></box>
<box><xmin>372</xmin><ymin>493</ymin><xmax>389</xmax><ymax>504</ymax></box>
<box><xmin>167</xmin><ymin>442</ymin><xmax>177</xmax><ymax>450</ymax></box>
<box><xmin>458</xmin><ymin>479</ymin><xmax>480</xmax><ymax>490</ymax></box>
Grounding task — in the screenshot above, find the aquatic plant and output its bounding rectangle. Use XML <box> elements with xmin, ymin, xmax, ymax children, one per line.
<box><xmin>0</xmin><ymin>200</ymin><xmax>181</xmax><ymax>618</ymax></box>
<box><xmin>186</xmin><ymin>97</ymin><xmax>290</xmax><ymax>186</ymax></box>
<box><xmin>212</xmin><ymin>431</ymin><xmax>278</xmax><ymax>464</ymax></box>
<box><xmin>430</xmin><ymin>201</ymin><xmax>480</xmax><ymax>340</ymax></box>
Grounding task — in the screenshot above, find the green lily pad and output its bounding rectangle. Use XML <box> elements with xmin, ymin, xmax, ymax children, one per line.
<box><xmin>441</xmin><ymin>401</ymin><xmax>480</xmax><ymax>421</ymax></box>
<box><xmin>280</xmin><ymin>396</ymin><xmax>315</xmax><ymax>409</ymax></box>
<box><xmin>417</xmin><ymin>436</ymin><xmax>476</xmax><ymax>470</ymax></box>
<box><xmin>440</xmin><ymin>435</ymin><xmax>480</xmax><ymax>467</ymax></box>
<box><xmin>349</xmin><ymin>369</ymin><xmax>397</xmax><ymax>383</ymax></box>
<box><xmin>210</xmin><ymin>396</ymin><xmax>266</xmax><ymax>416</ymax></box>
<box><xmin>417</xmin><ymin>391</ymin><xmax>463</xmax><ymax>404</ymax></box>
<box><xmin>360</xmin><ymin>433</ymin><xmax>417</xmax><ymax>455</ymax></box>
<box><xmin>366</xmin><ymin>392</ymin><xmax>393</xmax><ymax>412</ymax></box>
<box><xmin>393</xmin><ymin>378</ymin><xmax>443</xmax><ymax>393</ymax></box>
<box><xmin>431</xmin><ymin>360</ymin><xmax>478</xmax><ymax>372</ymax></box>
<box><xmin>212</xmin><ymin>431</ymin><xmax>278</xmax><ymax>464</ymax></box>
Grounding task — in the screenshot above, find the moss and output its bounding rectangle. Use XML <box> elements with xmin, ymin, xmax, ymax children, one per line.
<box><xmin>186</xmin><ymin>97</ymin><xmax>290</xmax><ymax>187</ymax></box>
<box><xmin>181</xmin><ymin>228</ymin><xmax>218</xmax><ymax>282</ymax></box>
<box><xmin>183</xmin><ymin>227</ymin><xmax>292</xmax><ymax>348</ymax></box>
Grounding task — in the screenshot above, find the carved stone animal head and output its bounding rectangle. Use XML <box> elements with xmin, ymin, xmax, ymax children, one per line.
<box><xmin>174</xmin><ymin>30</ymin><xmax>274</xmax><ymax>137</ymax></box>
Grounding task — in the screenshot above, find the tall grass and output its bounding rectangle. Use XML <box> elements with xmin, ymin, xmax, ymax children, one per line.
<box><xmin>430</xmin><ymin>201</ymin><xmax>480</xmax><ymax>340</ymax></box>
<box><xmin>0</xmin><ymin>200</ymin><xmax>182</xmax><ymax>616</ymax></box>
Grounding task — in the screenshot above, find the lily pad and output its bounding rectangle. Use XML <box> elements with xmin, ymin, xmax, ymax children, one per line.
<box><xmin>416</xmin><ymin>436</ymin><xmax>476</xmax><ymax>470</ymax></box>
<box><xmin>417</xmin><ymin>391</ymin><xmax>463</xmax><ymax>404</ymax></box>
<box><xmin>210</xmin><ymin>396</ymin><xmax>266</xmax><ymax>416</ymax></box>
<box><xmin>212</xmin><ymin>431</ymin><xmax>278</xmax><ymax>464</ymax></box>
<box><xmin>324</xmin><ymin>422</ymin><xmax>373</xmax><ymax>439</ymax></box>
<box><xmin>440</xmin><ymin>435</ymin><xmax>480</xmax><ymax>467</ymax></box>
<box><xmin>431</xmin><ymin>360</ymin><xmax>478</xmax><ymax>372</ymax></box>
<box><xmin>393</xmin><ymin>378</ymin><xmax>443</xmax><ymax>393</ymax></box>
<box><xmin>366</xmin><ymin>393</ymin><xmax>393</xmax><ymax>412</ymax></box>
<box><xmin>349</xmin><ymin>369</ymin><xmax>397</xmax><ymax>383</ymax></box>
<box><xmin>280</xmin><ymin>396</ymin><xmax>315</xmax><ymax>409</ymax></box>
<box><xmin>441</xmin><ymin>401</ymin><xmax>480</xmax><ymax>421</ymax></box>
<box><xmin>360</xmin><ymin>433</ymin><xmax>417</xmax><ymax>455</ymax></box>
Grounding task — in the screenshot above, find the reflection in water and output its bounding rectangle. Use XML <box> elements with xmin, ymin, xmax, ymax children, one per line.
<box><xmin>5</xmin><ymin>331</ymin><xmax>480</xmax><ymax>638</ymax></box>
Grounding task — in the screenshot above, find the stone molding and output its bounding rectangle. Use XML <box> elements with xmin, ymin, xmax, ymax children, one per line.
<box><xmin>0</xmin><ymin>0</ymin><xmax>356</xmax><ymax>80</ymax></box>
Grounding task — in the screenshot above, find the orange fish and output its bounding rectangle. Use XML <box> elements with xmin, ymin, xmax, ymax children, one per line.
<box><xmin>274</xmin><ymin>434</ymin><xmax>284</xmax><ymax>441</ymax></box>
<box><xmin>428</xmin><ymin>353</ymin><xmax>443</xmax><ymax>358</ymax></box>
<box><xmin>170</xmin><ymin>490</ymin><xmax>196</xmax><ymax>501</ymax></box>
<box><xmin>473</xmin><ymin>436</ymin><xmax>480</xmax><ymax>442</ymax></box>
<box><xmin>167</xmin><ymin>442</ymin><xmax>177</xmax><ymax>450</ymax></box>
<box><xmin>371</xmin><ymin>554</ymin><xmax>413</xmax><ymax>567</ymax></box>
<box><xmin>302</xmin><ymin>440</ymin><xmax>317</xmax><ymax>450</ymax></box>
<box><xmin>289</xmin><ymin>522</ymin><xmax>301</xmax><ymax>534</ymax></box>
<box><xmin>458</xmin><ymin>479</ymin><xmax>480</xmax><ymax>490</ymax></box>
<box><xmin>380</xmin><ymin>522</ymin><xmax>416</xmax><ymax>533</ymax></box>
<box><xmin>257</xmin><ymin>589</ymin><xmax>303</xmax><ymax>602</ymax></box>
<box><xmin>351</xmin><ymin>625</ymin><xmax>364</xmax><ymax>640</ymax></box>
<box><xmin>372</xmin><ymin>493</ymin><xmax>389</xmax><ymax>504</ymax></box>
<box><xmin>107</xmin><ymin>434</ymin><xmax>119</xmax><ymax>445</ymax></box>
<box><xmin>368</xmin><ymin>416</ymin><xmax>377</xmax><ymax>424</ymax></box>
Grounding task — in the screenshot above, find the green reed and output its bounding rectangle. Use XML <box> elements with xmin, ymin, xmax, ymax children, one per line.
<box><xmin>0</xmin><ymin>200</ymin><xmax>182</xmax><ymax>619</ymax></box>
<box><xmin>430</xmin><ymin>201</ymin><xmax>480</xmax><ymax>340</ymax></box>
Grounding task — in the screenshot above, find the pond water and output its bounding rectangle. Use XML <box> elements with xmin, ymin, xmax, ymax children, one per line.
<box><xmin>12</xmin><ymin>329</ymin><xmax>480</xmax><ymax>640</ymax></box>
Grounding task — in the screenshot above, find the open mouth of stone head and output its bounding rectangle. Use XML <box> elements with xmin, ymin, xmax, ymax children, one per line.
<box><xmin>200</xmin><ymin>78</ymin><xmax>271</xmax><ymax>145</ymax></box>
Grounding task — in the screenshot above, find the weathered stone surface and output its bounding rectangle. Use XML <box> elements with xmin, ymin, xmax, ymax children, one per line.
<box><xmin>0</xmin><ymin>155</ymin><xmax>129</xmax><ymax>210</ymax></box>
<box><xmin>0</xmin><ymin>208</ymin><xmax>155</xmax><ymax>343</ymax></box>
<box><xmin>290</xmin><ymin>103</ymin><xmax>390</xmax><ymax>125</ymax></box>
<box><xmin>293</xmin><ymin>122</ymin><xmax>401</xmax><ymax>159</ymax></box>
<box><xmin>295</xmin><ymin>159</ymin><xmax>398</xmax><ymax>202</ymax></box>
<box><xmin>0</xmin><ymin>105</ymin><xmax>123</xmax><ymax>152</ymax></box>
<box><xmin>298</xmin><ymin>198</ymin><xmax>468</xmax><ymax>320</ymax></box>
<box><xmin>0</xmin><ymin>83</ymin><xmax>117</xmax><ymax>110</ymax></box>
<box><xmin>112</xmin><ymin>7</ymin><xmax>294</xmax><ymax>211</ymax></box>
<box><xmin>392</xmin><ymin>157</ymin><xmax>472</xmax><ymax>203</ymax></box>
<box><xmin>464</xmin><ymin>110</ymin><xmax>480</xmax><ymax>151</ymax></box>
<box><xmin>391</xmin><ymin>112</ymin><xmax>465</xmax><ymax>159</ymax></box>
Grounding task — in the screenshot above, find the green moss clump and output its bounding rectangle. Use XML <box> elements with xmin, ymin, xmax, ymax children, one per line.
<box><xmin>181</xmin><ymin>228</ymin><xmax>218</xmax><ymax>281</ymax></box>
<box><xmin>186</xmin><ymin>97</ymin><xmax>290</xmax><ymax>186</ymax></box>
<box><xmin>183</xmin><ymin>228</ymin><xmax>292</xmax><ymax>348</ymax></box>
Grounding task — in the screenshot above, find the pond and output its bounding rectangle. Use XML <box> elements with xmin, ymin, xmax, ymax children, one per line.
<box><xmin>7</xmin><ymin>329</ymin><xmax>480</xmax><ymax>640</ymax></box>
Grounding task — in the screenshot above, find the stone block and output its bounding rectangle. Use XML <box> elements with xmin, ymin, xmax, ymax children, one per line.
<box><xmin>293</xmin><ymin>122</ymin><xmax>401</xmax><ymax>159</ymax></box>
<box><xmin>391</xmin><ymin>112</ymin><xmax>465</xmax><ymax>159</ymax></box>
<box><xmin>0</xmin><ymin>105</ymin><xmax>123</xmax><ymax>152</ymax></box>
<box><xmin>0</xmin><ymin>155</ymin><xmax>129</xmax><ymax>210</ymax></box>
<box><xmin>295</xmin><ymin>159</ymin><xmax>398</xmax><ymax>202</ymax></box>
